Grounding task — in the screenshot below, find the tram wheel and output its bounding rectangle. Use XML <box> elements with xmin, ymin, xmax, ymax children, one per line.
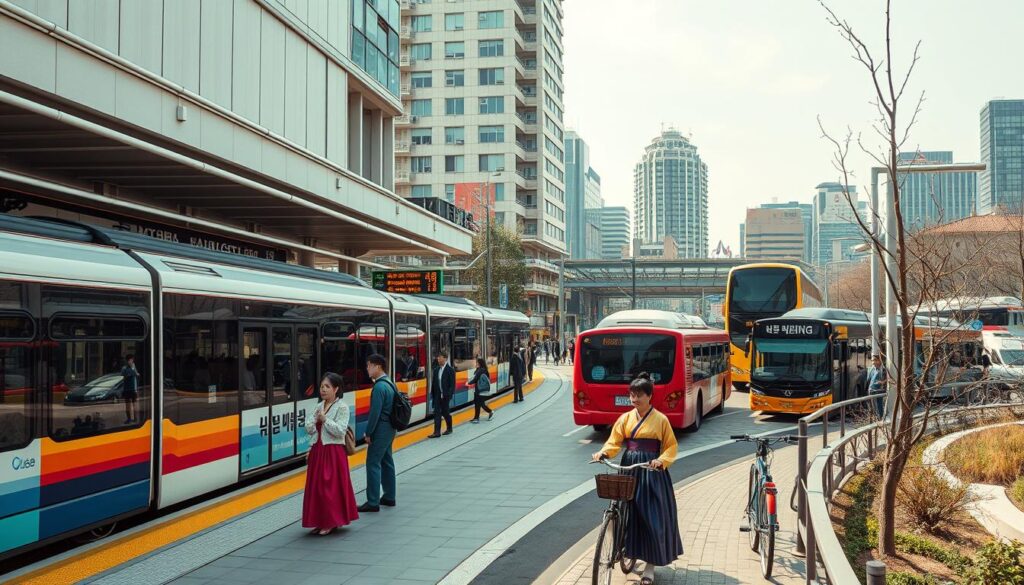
<box><xmin>76</xmin><ymin>521</ymin><xmax>117</xmax><ymax>543</ymax></box>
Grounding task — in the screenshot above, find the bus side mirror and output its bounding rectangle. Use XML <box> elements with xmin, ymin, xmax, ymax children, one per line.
<box><xmin>744</xmin><ymin>335</ymin><xmax>751</xmax><ymax>358</ymax></box>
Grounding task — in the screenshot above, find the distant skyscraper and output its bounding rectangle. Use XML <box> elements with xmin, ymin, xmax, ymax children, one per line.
<box><xmin>744</xmin><ymin>207</ymin><xmax>805</xmax><ymax>262</ymax></box>
<box><xmin>739</xmin><ymin>223</ymin><xmax>746</xmax><ymax>258</ymax></box>
<box><xmin>599</xmin><ymin>206</ymin><xmax>631</xmax><ymax>259</ymax></box>
<box><xmin>896</xmin><ymin>151</ymin><xmax>978</xmax><ymax>227</ymax></box>
<box><xmin>566</xmin><ymin>131</ymin><xmax>604</xmax><ymax>259</ymax></box>
<box><xmin>980</xmin><ymin>100</ymin><xmax>1024</xmax><ymax>214</ymax></box>
<box><xmin>761</xmin><ymin>201</ymin><xmax>814</xmax><ymax>264</ymax></box>
<box><xmin>814</xmin><ymin>182</ymin><xmax>865</xmax><ymax>267</ymax></box>
<box><xmin>633</xmin><ymin>129</ymin><xmax>709</xmax><ymax>257</ymax></box>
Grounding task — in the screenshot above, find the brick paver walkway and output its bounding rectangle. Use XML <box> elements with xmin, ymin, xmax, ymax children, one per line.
<box><xmin>554</xmin><ymin>442</ymin><xmax>806</xmax><ymax>585</ymax></box>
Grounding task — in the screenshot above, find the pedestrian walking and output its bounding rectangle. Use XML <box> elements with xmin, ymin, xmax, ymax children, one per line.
<box><xmin>592</xmin><ymin>373</ymin><xmax>683</xmax><ymax>585</ymax></box>
<box><xmin>553</xmin><ymin>339</ymin><xmax>561</xmax><ymax>365</ymax></box>
<box><xmin>567</xmin><ymin>338</ymin><xmax>575</xmax><ymax>365</ymax></box>
<box><xmin>303</xmin><ymin>372</ymin><xmax>360</xmax><ymax>534</ymax></box>
<box><xmin>359</xmin><ymin>354</ymin><xmax>397</xmax><ymax>512</ymax></box>
<box><xmin>428</xmin><ymin>351</ymin><xmax>455</xmax><ymax>438</ymax></box>
<box><xmin>120</xmin><ymin>354</ymin><xmax>139</xmax><ymax>424</ymax></box>
<box><xmin>468</xmin><ymin>357</ymin><xmax>494</xmax><ymax>422</ymax></box>
<box><xmin>866</xmin><ymin>354</ymin><xmax>887</xmax><ymax>418</ymax></box>
<box><xmin>511</xmin><ymin>346</ymin><xmax>526</xmax><ymax>403</ymax></box>
<box><xmin>544</xmin><ymin>340</ymin><xmax>550</xmax><ymax>364</ymax></box>
<box><xmin>527</xmin><ymin>343</ymin><xmax>537</xmax><ymax>381</ymax></box>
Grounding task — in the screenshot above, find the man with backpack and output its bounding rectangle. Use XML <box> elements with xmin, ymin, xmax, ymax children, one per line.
<box><xmin>360</xmin><ymin>353</ymin><xmax>401</xmax><ymax>512</ymax></box>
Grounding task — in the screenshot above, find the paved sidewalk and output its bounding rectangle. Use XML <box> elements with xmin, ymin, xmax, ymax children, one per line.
<box><xmin>553</xmin><ymin>442</ymin><xmax>806</xmax><ymax>585</ymax></box>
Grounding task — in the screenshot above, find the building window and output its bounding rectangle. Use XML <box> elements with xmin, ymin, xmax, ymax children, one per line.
<box><xmin>479</xmin><ymin>67</ymin><xmax>505</xmax><ymax>86</ymax></box>
<box><xmin>445</xmin><ymin>127</ymin><xmax>465</xmax><ymax>144</ymax></box>
<box><xmin>411</xmin><ymin>71</ymin><xmax>432</xmax><ymax>88</ymax></box>
<box><xmin>411</xmin><ymin>15</ymin><xmax>432</xmax><ymax>32</ymax></box>
<box><xmin>445</xmin><ymin>69</ymin><xmax>465</xmax><ymax>87</ymax></box>
<box><xmin>479</xmin><ymin>39</ymin><xmax>504</xmax><ymax>57</ymax></box>
<box><xmin>351</xmin><ymin>0</ymin><xmax>400</xmax><ymax>95</ymax></box>
<box><xmin>494</xmin><ymin>183</ymin><xmax>505</xmax><ymax>201</ymax></box>
<box><xmin>444</xmin><ymin>13</ymin><xmax>464</xmax><ymax>31</ymax></box>
<box><xmin>479</xmin><ymin>125</ymin><xmax>505</xmax><ymax>143</ymax></box>
<box><xmin>411</xmin><ymin>185</ymin><xmax>432</xmax><ymax>197</ymax></box>
<box><xmin>445</xmin><ymin>98</ymin><xmax>465</xmax><ymax>115</ymax></box>
<box><xmin>445</xmin><ymin>155</ymin><xmax>465</xmax><ymax>172</ymax></box>
<box><xmin>411</xmin><ymin>156</ymin><xmax>432</xmax><ymax>173</ymax></box>
<box><xmin>445</xmin><ymin>184</ymin><xmax>455</xmax><ymax>201</ymax></box>
<box><xmin>411</xmin><ymin>99</ymin><xmax>432</xmax><ymax>117</ymax></box>
<box><xmin>445</xmin><ymin>41</ymin><xmax>465</xmax><ymax>59</ymax></box>
<box><xmin>479</xmin><ymin>154</ymin><xmax>505</xmax><ymax>172</ymax></box>
<box><xmin>410</xmin><ymin>42</ymin><xmax>432</xmax><ymax>61</ymax></box>
<box><xmin>478</xmin><ymin>10</ymin><xmax>504</xmax><ymax>29</ymax></box>
<box><xmin>479</xmin><ymin>96</ymin><xmax>504</xmax><ymax>114</ymax></box>
<box><xmin>411</xmin><ymin>128</ymin><xmax>432</xmax><ymax>145</ymax></box>
<box><xmin>494</xmin><ymin>211</ymin><xmax>506</xmax><ymax>225</ymax></box>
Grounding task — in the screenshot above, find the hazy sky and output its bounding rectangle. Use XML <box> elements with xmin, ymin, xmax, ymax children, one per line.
<box><xmin>562</xmin><ymin>0</ymin><xmax>1024</xmax><ymax>252</ymax></box>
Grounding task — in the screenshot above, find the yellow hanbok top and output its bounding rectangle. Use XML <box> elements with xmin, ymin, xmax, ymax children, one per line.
<box><xmin>598</xmin><ymin>408</ymin><xmax>678</xmax><ymax>468</ymax></box>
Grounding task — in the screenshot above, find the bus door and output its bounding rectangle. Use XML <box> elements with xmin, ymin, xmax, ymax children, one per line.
<box><xmin>833</xmin><ymin>340</ymin><xmax>850</xmax><ymax>402</ymax></box>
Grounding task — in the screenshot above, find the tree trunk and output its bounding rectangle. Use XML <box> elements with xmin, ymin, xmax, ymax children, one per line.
<box><xmin>877</xmin><ymin>438</ymin><xmax>909</xmax><ymax>555</ymax></box>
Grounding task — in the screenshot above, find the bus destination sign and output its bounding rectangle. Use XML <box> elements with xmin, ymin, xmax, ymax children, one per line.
<box><xmin>755</xmin><ymin>321</ymin><xmax>823</xmax><ymax>338</ymax></box>
<box><xmin>371</xmin><ymin>270</ymin><xmax>443</xmax><ymax>295</ymax></box>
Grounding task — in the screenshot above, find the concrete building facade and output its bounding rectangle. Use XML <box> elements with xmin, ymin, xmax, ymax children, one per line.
<box><xmin>0</xmin><ymin>0</ymin><xmax>474</xmax><ymax>272</ymax></box>
<box><xmin>814</xmin><ymin>182</ymin><xmax>866</xmax><ymax>268</ymax></box>
<box><xmin>599</xmin><ymin>206</ymin><xmax>631</xmax><ymax>260</ymax></box>
<box><xmin>633</xmin><ymin>129</ymin><xmax>708</xmax><ymax>258</ymax></box>
<box><xmin>743</xmin><ymin>207</ymin><xmax>805</xmax><ymax>262</ymax></box>
<box><xmin>761</xmin><ymin>201</ymin><xmax>813</xmax><ymax>264</ymax></box>
<box><xmin>395</xmin><ymin>0</ymin><xmax>567</xmax><ymax>328</ymax></box>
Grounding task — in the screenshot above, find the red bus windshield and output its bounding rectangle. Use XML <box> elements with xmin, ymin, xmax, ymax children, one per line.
<box><xmin>579</xmin><ymin>333</ymin><xmax>676</xmax><ymax>385</ymax></box>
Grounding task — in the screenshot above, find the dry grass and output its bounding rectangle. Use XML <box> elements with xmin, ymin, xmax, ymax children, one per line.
<box><xmin>943</xmin><ymin>423</ymin><xmax>1024</xmax><ymax>485</ymax></box>
<box><xmin>897</xmin><ymin>465</ymin><xmax>976</xmax><ymax>533</ymax></box>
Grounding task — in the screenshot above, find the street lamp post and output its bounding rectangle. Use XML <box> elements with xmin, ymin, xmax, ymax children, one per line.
<box><xmin>481</xmin><ymin>172</ymin><xmax>501</xmax><ymax>307</ymax></box>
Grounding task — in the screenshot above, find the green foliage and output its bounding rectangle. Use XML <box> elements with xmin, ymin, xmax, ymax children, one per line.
<box><xmin>459</xmin><ymin>224</ymin><xmax>528</xmax><ymax>310</ymax></box>
<box><xmin>960</xmin><ymin>540</ymin><xmax>1024</xmax><ymax>585</ymax></box>
<box><xmin>893</xmin><ymin>531</ymin><xmax>971</xmax><ymax>575</ymax></box>
<box><xmin>1013</xmin><ymin>476</ymin><xmax>1024</xmax><ymax>508</ymax></box>
<box><xmin>886</xmin><ymin>572</ymin><xmax>939</xmax><ymax>585</ymax></box>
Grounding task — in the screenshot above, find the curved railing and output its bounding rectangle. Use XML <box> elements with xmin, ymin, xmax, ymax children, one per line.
<box><xmin>793</xmin><ymin>393</ymin><xmax>1023</xmax><ymax>584</ymax></box>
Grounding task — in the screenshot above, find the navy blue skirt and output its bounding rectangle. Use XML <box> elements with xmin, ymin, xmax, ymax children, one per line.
<box><xmin>621</xmin><ymin>439</ymin><xmax>684</xmax><ymax>566</ymax></box>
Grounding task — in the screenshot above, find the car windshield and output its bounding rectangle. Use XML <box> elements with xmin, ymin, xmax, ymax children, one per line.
<box><xmin>1000</xmin><ymin>349</ymin><xmax>1024</xmax><ymax>366</ymax></box>
<box><xmin>78</xmin><ymin>373</ymin><xmax>122</xmax><ymax>390</ymax></box>
<box><xmin>752</xmin><ymin>339</ymin><xmax>830</xmax><ymax>383</ymax></box>
<box><xmin>580</xmin><ymin>334</ymin><xmax>675</xmax><ymax>384</ymax></box>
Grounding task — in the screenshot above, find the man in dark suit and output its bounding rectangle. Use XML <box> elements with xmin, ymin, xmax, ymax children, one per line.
<box><xmin>527</xmin><ymin>343</ymin><xmax>537</xmax><ymax>381</ymax></box>
<box><xmin>511</xmin><ymin>347</ymin><xmax>526</xmax><ymax>403</ymax></box>
<box><xmin>429</xmin><ymin>351</ymin><xmax>455</xmax><ymax>438</ymax></box>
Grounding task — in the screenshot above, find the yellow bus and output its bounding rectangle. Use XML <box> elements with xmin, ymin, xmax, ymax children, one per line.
<box><xmin>724</xmin><ymin>263</ymin><xmax>823</xmax><ymax>391</ymax></box>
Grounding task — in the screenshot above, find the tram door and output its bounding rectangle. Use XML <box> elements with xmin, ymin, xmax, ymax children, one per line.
<box><xmin>240</xmin><ymin>323</ymin><xmax>318</xmax><ymax>473</ymax></box>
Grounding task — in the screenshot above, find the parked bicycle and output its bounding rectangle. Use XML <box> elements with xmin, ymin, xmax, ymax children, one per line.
<box><xmin>731</xmin><ymin>434</ymin><xmax>798</xmax><ymax>578</ymax></box>
<box><xmin>588</xmin><ymin>458</ymin><xmax>651</xmax><ymax>585</ymax></box>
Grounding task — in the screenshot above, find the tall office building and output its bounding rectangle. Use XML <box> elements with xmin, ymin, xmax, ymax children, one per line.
<box><xmin>760</xmin><ymin>201</ymin><xmax>814</xmax><ymax>264</ymax></box>
<box><xmin>979</xmin><ymin>100</ymin><xmax>1024</xmax><ymax>214</ymax></box>
<box><xmin>633</xmin><ymin>129</ymin><xmax>709</xmax><ymax>257</ymax></box>
<box><xmin>895</xmin><ymin>151</ymin><xmax>978</xmax><ymax>227</ymax></box>
<box><xmin>599</xmin><ymin>206</ymin><xmax>631</xmax><ymax>260</ymax></box>
<box><xmin>814</xmin><ymin>182</ymin><xmax>866</xmax><ymax>267</ymax></box>
<box><xmin>566</xmin><ymin>130</ymin><xmax>604</xmax><ymax>259</ymax></box>
<box><xmin>396</xmin><ymin>0</ymin><xmax>567</xmax><ymax>331</ymax></box>
<box><xmin>744</xmin><ymin>207</ymin><xmax>805</xmax><ymax>262</ymax></box>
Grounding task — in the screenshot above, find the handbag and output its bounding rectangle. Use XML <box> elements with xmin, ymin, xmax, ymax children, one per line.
<box><xmin>344</xmin><ymin>426</ymin><xmax>357</xmax><ymax>456</ymax></box>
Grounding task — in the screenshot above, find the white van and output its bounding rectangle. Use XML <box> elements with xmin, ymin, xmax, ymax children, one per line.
<box><xmin>982</xmin><ymin>331</ymin><xmax>1024</xmax><ymax>385</ymax></box>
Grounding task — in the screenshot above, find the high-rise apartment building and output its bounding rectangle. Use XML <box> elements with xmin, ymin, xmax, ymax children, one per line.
<box><xmin>895</xmin><ymin>151</ymin><xmax>978</xmax><ymax>227</ymax></box>
<box><xmin>565</xmin><ymin>131</ymin><xmax>604</xmax><ymax>259</ymax></box>
<box><xmin>744</xmin><ymin>207</ymin><xmax>805</xmax><ymax>262</ymax></box>
<box><xmin>599</xmin><ymin>206</ymin><xmax>631</xmax><ymax>260</ymax></box>
<box><xmin>761</xmin><ymin>201</ymin><xmax>814</xmax><ymax>264</ymax></box>
<box><xmin>814</xmin><ymin>182</ymin><xmax>866</xmax><ymax>267</ymax></box>
<box><xmin>396</xmin><ymin>0</ymin><xmax>567</xmax><ymax>330</ymax></box>
<box><xmin>633</xmin><ymin>129</ymin><xmax>709</xmax><ymax>258</ymax></box>
<box><xmin>979</xmin><ymin>100</ymin><xmax>1024</xmax><ymax>214</ymax></box>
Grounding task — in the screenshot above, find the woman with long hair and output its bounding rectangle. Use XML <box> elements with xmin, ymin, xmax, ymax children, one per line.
<box><xmin>592</xmin><ymin>372</ymin><xmax>682</xmax><ymax>585</ymax></box>
<box><xmin>468</xmin><ymin>357</ymin><xmax>494</xmax><ymax>423</ymax></box>
<box><xmin>302</xmin><ymin>372</ymin><xmax>359</xmax><ymax>535</ymax></box>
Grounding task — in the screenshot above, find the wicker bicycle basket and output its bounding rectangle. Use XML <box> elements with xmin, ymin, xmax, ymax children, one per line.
<box><xmin>594</xmin><ymin>473</ymin><xmax>636</xmax><ymax>501</ymax></box>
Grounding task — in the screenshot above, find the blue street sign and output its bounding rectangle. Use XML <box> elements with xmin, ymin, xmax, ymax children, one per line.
<box><xmin>969</xmin><ymin>319</ymin><xmax>983</xmax><ymax>331</ymax></box>
<box><xmin>499</xmin><ymin>284</ymin><xmax>509</xmax><ymax>309</ymax></box>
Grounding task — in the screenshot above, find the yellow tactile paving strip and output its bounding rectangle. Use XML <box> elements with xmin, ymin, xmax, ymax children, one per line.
<box><xmin>12</xmin><ymin>372</ymin><xmax>547</xmax><ymax>585</ymax></box>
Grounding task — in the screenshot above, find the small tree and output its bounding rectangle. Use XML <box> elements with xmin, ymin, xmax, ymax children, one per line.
<box><xmin>457</xmin><ymin>223</ymin><xmax>528</xmax><ymax>310</ymax></box>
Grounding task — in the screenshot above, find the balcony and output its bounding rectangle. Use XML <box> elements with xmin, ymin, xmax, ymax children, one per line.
<box><xmin>395</xmin><ymin>141</ymin><xmax>411</xmax><ymax>155</ymax></box>
<box><xmin>395</xmin><ymin>170</ymin><xmax>411</xmax><ymax>184</ymax></box>
<box><xmin>400</xmin><ymin>84</ymin><xmax>412</xmax><ymax>97</ymax></box>
<box><xmin>514</xmin><ymin>140</ymin><xmax>538</xmax><ymax>162</ymax></box>
<box><xmin>515</xmin><ymin>57</ymin><xmax>538</xmax><ymax>80</ymax></box>
<box><xmin>514</xmin><ymin>112</ymin><xmax>538</xmax><ymax>133</ymax></box>
<box><xmin>515</xmin><ymin>169</ymin><xmax>538</xmax><ymax>190</ymax></box>
<box><xmin>399</xmin><ymin>54</ymin><xmax>413</xmax><ymax>67</ymax></box>
<box><xmin>395</xmin><ymin>114</ymin><xmax>416</xmax><ymax>125</ymax></box>
<box><xmin>400</xmin><ymin>26</ymin><xmax>412</xmax><ymax>39</ymax></box>
<box><xmin>524</xmin><ymin>281</ymin><xmax>559</xmax><ymax>297</ymax></box>
<box><xmin>523</xmin><ymin>258</ymin><xmax>560</xmax><ymax>273</ymax></box>
<box><xmin>514</xmin><ymin>86</ymin><xmax>538</xmax><ymax>107</ymax></box>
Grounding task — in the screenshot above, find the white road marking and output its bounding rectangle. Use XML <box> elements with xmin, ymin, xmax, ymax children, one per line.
<box><xmin>561</xmin><ymin>425</ymin><xmax>590</xmax><ymax>437</ymax></box>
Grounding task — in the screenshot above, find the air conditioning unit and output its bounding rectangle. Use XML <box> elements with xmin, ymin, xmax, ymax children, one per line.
<box><xmin>410</xmin><ymin>115</ymin><xmax>419</xmax><ymax>122</ymax></box>
<box><xmin>479</xmin><ymin>14</ymin><xmax>488</xmax><ymax>20</ymax></box>
<box><xmin>445</xmin><ymin>79</ymin><xmax>456</xmax><ymax>86</ymax></box>
<box><xmin>454</xmin><ymin>25</ymin><xmax>463</xmax><ymax>30</ymax></box>
<box><xmin>455</xmin><ymin>139</ymin><xmax>465</xmax><ymax>145</ymax></box>
<box><xmin>496</xmin><ymin>80</ymin><xmax>504</xmax><ymax>85</ymax></box>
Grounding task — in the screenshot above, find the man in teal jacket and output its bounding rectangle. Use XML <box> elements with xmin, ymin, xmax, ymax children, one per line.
<box><xmin>360</xmin><ymin>353</ymin><xmax>397</xmax><ymax>512</ymax></box>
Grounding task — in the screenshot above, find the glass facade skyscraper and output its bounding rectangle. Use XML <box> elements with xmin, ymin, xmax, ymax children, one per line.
<box><xmin>813</xmin><ymin>182</ymin><xmax>865</xmax><ymax>267</ymax></box>
<box><xmin>599</xmin><ymin>206</ymin><xmax>631</xmax><ymax>260</ymax></box>
<box><xmin>633</xmin><ymin>129</ymin><xmax>709</xmax><ymax>258</ymax></box>
<box><xmin>896</xmin><ymin>151</ymin><xmax>978</xmax><ymax>227</ymax></box>
<box><xmin>565</xmin><ymin>131</ymin><xmax>604</xmax><ymax>259</ymax></box>
<box><xmin>979</xmin><ymin>100</ymin><xmax>1024</xmax><ymax>214</ymax></box>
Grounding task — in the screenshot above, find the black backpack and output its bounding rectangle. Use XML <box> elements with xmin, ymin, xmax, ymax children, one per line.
<box><xmin>384</xmin><ymin>378</ymin><xmax>413</xmax><ymax>431</ymax></box>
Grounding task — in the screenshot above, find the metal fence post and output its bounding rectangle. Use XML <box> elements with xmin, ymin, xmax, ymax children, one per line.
<box><xmin>805</xmin><ymin>492</ymin><xmax>817</xmax><ymax>583</ymax></box>
<box><xmin>866</xmin><ymin>560</ymin><xmax>886</xmax><ymax>585</ymax></box>
<box><xmin>796</xmin><ymin>418</ymin><xmax>808</xmax><ymax>556</ymax></box>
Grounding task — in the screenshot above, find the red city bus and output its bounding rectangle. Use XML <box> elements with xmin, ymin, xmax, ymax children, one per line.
<box><xmin>573</xmin><ymin>310</ymin><xmax>732</xmax><ymax>432</ymax></box>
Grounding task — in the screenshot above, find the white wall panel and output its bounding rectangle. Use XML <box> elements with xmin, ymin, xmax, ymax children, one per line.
<box><xmin>325</xmin><ymin>63</ymin><xmax>348</xmax><ymax>166</ymax></box>
<box><xmin>163</xmin><ymin>0</ymin><xmax>201</xmax><ymax>92</ymax></box>
<box><xmin>120</xmin><ymin>0</ymin><xmax>163</xmax><ymax>74</ymax></box>
<box><xmin>55</xmin><ymin>43</ymin><xmax>115</xmax><ymax>114</ymax></box>
<box><xmin>114</xmin><ymin>69</ymin><xmax>163</xmax><ymax>133</ymax></box>
<box><xmin>199</xmin><ymin>106</ymin><xmax>235</xmax><ymax>161</ymax></box>
<box><xmin>68</xmin><ymin>0</ymin><xmax>119</xmax><ymax>54</ymax></box>
<box><xmin>307</xmin><ymin>0</ymin><xmax>328</xmax><ymax>44</ymax></box>
<box><xmin>326</xmin><ymin>0</ymin><xmax>342</xmax><ymax>51</ymax></box>
<box><xmin>9</xmin><ymin>0</ymin><xmax>67</xmax><ymax>28</ymax></box>
<box><xmin>306</xmin><ymin>46</ymin><xmax>327</xmax><ymax>157</ymax></box>
<box><xmin>199</xmin><ymin>0</ymin><xmax>233</xmax><ymax>108</ymax></box>
<box><xmin>283</xmin><ymin>29</ymin><xmax>307</xmax><ymax>146</ymax></box>
<box><xmin>259</xmin><ymin>11</ymin><xmax>286</xmax><ymax>135</ymax></box>
<box><xmin>231</xmin><ymin>0</ymin><xmax>261</xmax><ymax>123</ymax></box>
<box><xmin>0</xmin><ymin>18</ymin><xmax>56</xmax><ymax>93</ymax></box>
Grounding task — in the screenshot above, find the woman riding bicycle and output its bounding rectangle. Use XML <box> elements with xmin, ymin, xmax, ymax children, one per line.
<box><xmin>591</xmin><ymin>373</ymin><xmax>683</xmax><ymax>585</ymax></box>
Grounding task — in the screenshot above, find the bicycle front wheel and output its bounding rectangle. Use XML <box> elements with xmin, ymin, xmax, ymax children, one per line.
<box><xmin>747</xmin><ymin>465</ymin><xmax>759</xmax><ymax>552</ymax></box>
<box><xmin>759</xmin><ymin>493</ymin><xmax>775</xmax><ymax>578</ymax></box>
<box><xmin>618</xmin><ymin>504</ymin><xmax>637</xmax><ymax>574</ymax></box>
<box><xmin>592</xmin><ymin>511</ymin><xmax>618</xmax><ymax>585</ymax></box>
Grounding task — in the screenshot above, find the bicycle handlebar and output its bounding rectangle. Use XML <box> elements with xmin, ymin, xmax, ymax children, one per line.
<box><xmin>730</xmin><ymin>434</ymin><xmax>800</xmax><ymax>444</ymax></box>
<box><xmin>589</xmin><ymin>458</ymin><xmax>653</xmax><ymax>471</ymax></box>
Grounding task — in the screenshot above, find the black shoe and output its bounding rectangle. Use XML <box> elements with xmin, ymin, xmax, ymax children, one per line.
<box><xmin>488</xmin><ymin>411</ymin><xmax>494</xmax><ymax>420</ymax></box>
<box><xmin>470</xmin><ymin>419</ymin><xmax>480</xmax><ymax>424</ymax></box>
<box><xmin>381</xmin><ymin>498</ymin><xmax>396</xmax><ymax>507</ymax></box>
<box><xmin>442</xmin><ymin>429</ymin><xmax>452</xmax><ymax>435</ymax></box>
<box><xmin>427</xmin><ymin>433</ymin><xmax>441</xmax><ymax>438</ymax></box>
<box><xmin>357</xmin><ymin>503</ymin><xmax>380</xmax><ymax>513</ymax></box>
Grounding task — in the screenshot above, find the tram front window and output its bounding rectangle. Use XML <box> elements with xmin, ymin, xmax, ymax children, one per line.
<box><xmin>752</xmin><ymin>339</ymin><xmax>830</xmax><ymax>384</ymax></box>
